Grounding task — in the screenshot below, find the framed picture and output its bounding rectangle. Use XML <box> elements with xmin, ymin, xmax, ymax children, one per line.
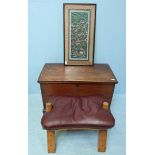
<box><xmin>64</xmin><ymin>3</ymin><xmax>96</xmax><ymax>66</ymax></box>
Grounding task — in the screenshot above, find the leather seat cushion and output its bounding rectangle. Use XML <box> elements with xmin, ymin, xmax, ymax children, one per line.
<box><xmin>41</xmin><ymin>96</ymin><xmax>115</xmax><ymax>130</ymax></box>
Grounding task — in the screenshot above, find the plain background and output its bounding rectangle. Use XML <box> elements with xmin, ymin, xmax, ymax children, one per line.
<box><xmin>28</xmin><ymin>1</ymin><xmax>126</xmax><ymax>154</ymax></box>
<box><xmin>28</xmin><ymin>0</ymin><xmax>126</xmax><ymax>94</ymax></box>
<box><xmin>1</xmin><ymin>0</ymin><xmax>155</xmax><ymax>155</ymax></box>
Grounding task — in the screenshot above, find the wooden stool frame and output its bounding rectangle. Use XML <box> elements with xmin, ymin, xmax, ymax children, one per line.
<box><xmin>45</xmin><ymin>102</ymin><xmax>109</xmax><ymax>153</ymax></box>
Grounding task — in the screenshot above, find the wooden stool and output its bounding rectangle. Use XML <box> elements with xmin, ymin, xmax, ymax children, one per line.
<box><xmin>41</xmin><ymin>96</ymin><xmax>115</xmax><ymax>153</ymax></box>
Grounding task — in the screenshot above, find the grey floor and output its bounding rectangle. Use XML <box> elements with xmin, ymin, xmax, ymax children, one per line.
<box><xmin>28</xmin><ymin>94</ymin><xmax>126</xmax><ymax>155</ymax></box>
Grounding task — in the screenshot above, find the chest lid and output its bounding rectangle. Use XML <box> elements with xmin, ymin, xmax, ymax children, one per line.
<box><xmin>38</xmin><ymin>63</ymin><xmax>118</xmax><ymax>84</ymax></box>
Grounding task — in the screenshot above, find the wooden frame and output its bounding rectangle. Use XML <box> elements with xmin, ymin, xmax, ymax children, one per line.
<box><xmin>98</xmin><ymin>102</ymin><xmax>109</xmax><ymax>152</ymax></box>
<box><xmin>45</xmin><ymin>101</ymin><xmax>109</xmax><ymax>153</ymax></box>
<box><xmin>46</xmin><ymin>103</ymin><xmax>56</xmax><ymax>153</ymax></box>
<box><xmin>63</xmin><ymin>3</ymin><xmax>96</xmax><ymax>66</ymax></box>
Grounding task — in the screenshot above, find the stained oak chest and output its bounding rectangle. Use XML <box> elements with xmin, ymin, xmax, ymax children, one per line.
<box><xmin>38</xmin><ymin>63</ymin><xmax>118</xmax><ymax>112</ymax></box>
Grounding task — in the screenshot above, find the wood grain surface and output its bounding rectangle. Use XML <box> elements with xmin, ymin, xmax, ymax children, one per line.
<box><xmin>38</xmin><ymin>63</ymin><xmax>118</xmax><ymax>84</ymax></box>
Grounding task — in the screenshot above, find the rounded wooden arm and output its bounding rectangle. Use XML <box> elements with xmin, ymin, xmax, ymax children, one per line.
<box><xmin>46</xmin><ymin>102</ymin><xmax>53</xmax><ymax>112</ymax></box>
<box><xmin>102</xmin><ymin>102</ymin><xmax>109</xmax><ymax>111</ymax></box>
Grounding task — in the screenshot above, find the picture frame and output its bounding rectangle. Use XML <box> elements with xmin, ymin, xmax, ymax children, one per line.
<box><xmin>64</xmin><ymin>3</ymin><xmax>96</xmax><ymax>66</ymax></box>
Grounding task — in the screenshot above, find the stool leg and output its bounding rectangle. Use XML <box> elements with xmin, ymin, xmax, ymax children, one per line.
<box><xmin>47</xmin><ymin>130</ymin><xmax>56</xmax><ymax>153</ymax></box>
<box><xmin>98</xmin><ymin>130</ymin><xmax>107</xmax><ymax>152</ymax></box>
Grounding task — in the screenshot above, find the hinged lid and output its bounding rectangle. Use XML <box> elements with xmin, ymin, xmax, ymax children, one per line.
<box><xmin>38</xmin><ymin>63</ymin><xmax>118</xmax><ymax>84</ymax></box>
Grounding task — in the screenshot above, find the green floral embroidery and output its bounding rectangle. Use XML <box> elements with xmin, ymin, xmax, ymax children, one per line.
<box><xmin>69</xmin><ymin>11</ymin><xmax>90</xmax><ymax>60</ymax></box>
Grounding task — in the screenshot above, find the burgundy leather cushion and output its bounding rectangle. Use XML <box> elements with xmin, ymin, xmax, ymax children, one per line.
<box><xmin>41</xmin><ymin>96</ymin><xmax>115</xmax><ymax>130</ymax></box>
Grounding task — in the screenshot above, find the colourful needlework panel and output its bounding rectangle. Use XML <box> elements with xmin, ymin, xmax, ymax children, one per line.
<box><xmin>64</xmin><ymin>4</ymin><xmax>96</xmax><ymax>65</ymax></box>
<box><xmin>69</xmin><ymin>11</ymin><xmax>90</xmax><ymax>60</ymax></box>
